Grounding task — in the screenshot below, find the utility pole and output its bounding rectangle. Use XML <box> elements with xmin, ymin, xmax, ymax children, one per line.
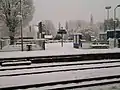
<box><xmin>114</xmin><ymin>5</ymin><xmax>120</xmax><ymax>47</ymax></box>
<box><xmin>20</xmin><ymin>0</ymin><xmax>23</xmax><ymax>51</ymax></box>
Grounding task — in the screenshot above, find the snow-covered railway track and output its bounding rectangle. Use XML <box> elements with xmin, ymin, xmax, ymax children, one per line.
<box><xmin>0</xmin><ymin>60</ymin><xmax>120</xmax><ymax>77</ymax></box>
<box><xmin>0</xmin><ymin>59</ymin><xmax>120</xmax><ymax>71</ymax></box>
<box><xmin>1</xmin><ymin>59</ymin><xmax>120</xmax><ymax>89</ymax></box>
<box><xmin>1</xmin><ymin>73</ymin><xmax>120</xmax><ymax>90</ymax></box>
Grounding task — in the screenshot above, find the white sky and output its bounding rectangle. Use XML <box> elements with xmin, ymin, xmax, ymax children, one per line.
<box><xmin>31</xmin><ymin>0</ymin><xmax>120</xmax><ymax>28</ymax></box>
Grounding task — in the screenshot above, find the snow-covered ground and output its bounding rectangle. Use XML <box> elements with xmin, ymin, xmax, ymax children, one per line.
<box><xmin>0</xmin><ymin>42</ymin><xmax>120</xmax><ymax>59</ymax></box>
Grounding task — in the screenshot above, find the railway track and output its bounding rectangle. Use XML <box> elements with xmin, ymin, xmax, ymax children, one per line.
<box><xmin>0</xmin><ymin>59</ymin><xmax>120</xmax><ymax>90</ymax></box>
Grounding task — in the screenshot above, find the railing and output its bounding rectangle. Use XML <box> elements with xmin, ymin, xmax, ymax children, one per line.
<box><xmin>0</xmin><ymin>39</ymin><xmax>45</xmax><ymax>51</ymax></box>
<box><xmin>45</xmin><ymin>40</ymin><xmax>73</xmax><ymax>43</ymax></box>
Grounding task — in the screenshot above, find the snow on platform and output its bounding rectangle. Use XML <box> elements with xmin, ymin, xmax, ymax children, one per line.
<box><xmin>0</xmin><ymin>43</ymin><xmax>120</xmax><ymax>59</ymax></box>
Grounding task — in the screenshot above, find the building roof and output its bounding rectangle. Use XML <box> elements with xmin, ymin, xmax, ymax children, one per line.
<box><xmin>99</xmin><ymin>31</ymin><xmax>107</xmax><ymax>34</ymax></box>
<box><xmin>107</xmin><ymin>29</ymin><xmax>120</xmax><ymax>32</ymax></box>
<box><xmin>45</xmin><ymin>35</ymin><xmax>53</xmax><ymax>39</ymax></box>
<box><xmin>73</xmin><ymin>33</ymin><xmax>83</xmax><ymax>35</ymax></box>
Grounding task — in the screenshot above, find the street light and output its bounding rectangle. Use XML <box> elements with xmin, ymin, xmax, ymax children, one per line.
<box><xmin>105</xmin><ymin>6</ymin><xmax>111</xmax><ymax>20</ymax></box>
<box><xmin>105</xmin><ymin>6</ymin><xmax>111</xmax><ymax>30</ymax></box>
<box><xmin>114</xmin><ymin>4</ymin><xmax>120</xmax><ymax>47</ymax></box>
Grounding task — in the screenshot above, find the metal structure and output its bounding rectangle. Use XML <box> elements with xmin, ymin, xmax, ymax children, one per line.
<box><xmin>73</xmin><ymin>33</ymin><xmax>82</xmax><ymax>48</ymax></box>
<box><xmin>114</xmin><ymin>5</ymin><xmax>120</xmax><ymax>47</ymax></box>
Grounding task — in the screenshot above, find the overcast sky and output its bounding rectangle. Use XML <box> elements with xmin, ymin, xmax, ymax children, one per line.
<box><xmin>31</xmin><ymin>0</ymin><xmax>120</xmax><ymax>28</ymax></box>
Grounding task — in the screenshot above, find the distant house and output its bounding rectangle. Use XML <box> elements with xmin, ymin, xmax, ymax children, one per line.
<box><xmin>99</xmin><ymin>29</ymin><xmax>120</xmax><ymax>42</ymax></box>
<box><xmin>107</xmin><ymin>29</ymin><xmax>120</xmax><ymax>39</ymax></box>
<box><xmin>99</xmin><ymin>32</ymin><xmax>107</xmax><ymax>41</ymax></box>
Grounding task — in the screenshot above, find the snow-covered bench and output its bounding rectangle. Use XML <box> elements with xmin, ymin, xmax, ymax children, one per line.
<box><xmin>90</xmin><ymin>44</ymin><xmax>109</xmax><ymax>49</ymax></box>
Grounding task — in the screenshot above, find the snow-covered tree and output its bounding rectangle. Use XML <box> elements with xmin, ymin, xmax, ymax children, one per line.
<box><xmin>0</xmin><ymin>0</ymin><xmax>34</xmax><ymax>44</ymax></box>
<box><xmin>66</xmin><ymin>20</ymin><xmax>100</xmax><ymax>40</ymax></box>
<box><xmin>67</xmin><ymin>20</ymin><xmax>89</xmax><ymax>35</ymax></box>
<box><xmin>104</xmin><ymin>18</ymin><xmax>120</xmax><ymax>31</ymax></box>
<box><xmin>42</xmin><ymin>20</ymin><xmax>57</xmax><ymax>37</ymax></box>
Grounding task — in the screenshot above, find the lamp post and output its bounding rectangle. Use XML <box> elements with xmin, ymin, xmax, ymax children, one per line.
<box><xmin>105</xmin><ymin>6</ymin><xmax>111</xmax><ymax>30</ymax></box>
<box><xmin>20</xmin><ymin>0</ymin><xmax>23</xmax><ymax>51</ymax></box>
<box><xmin>114</xmin><ymin>4</ymin><xmax>120</xmax><ymax>47</ymax></box>
<box><xmin>105</xmin><ymin>6</ymin><xmax>111</xmax><ymax>20</ymax></box>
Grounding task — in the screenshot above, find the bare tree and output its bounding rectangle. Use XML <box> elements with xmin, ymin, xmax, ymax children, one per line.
<box><xmin>0</xmin><ymin>0</ymin><xmax>34</xmax><ymax>44</ymax></box>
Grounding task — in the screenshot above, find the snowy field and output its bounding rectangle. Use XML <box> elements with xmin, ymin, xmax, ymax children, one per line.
<box><xmin>0</xmin><ymin>42</ymin><xmax>120</xmax><ymax>59</ymax></box>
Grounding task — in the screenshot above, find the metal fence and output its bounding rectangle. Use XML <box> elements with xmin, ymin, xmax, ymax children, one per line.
<box><xmin>0</xmin><ymin>39</ymin><xmax>45</xmax><ymax>52</ymax></box>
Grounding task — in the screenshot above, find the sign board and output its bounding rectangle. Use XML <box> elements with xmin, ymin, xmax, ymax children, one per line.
<box><xmin>57</xmin><ymin>29</ymin><xmax>67</xmax><ymax>34</ymax></box>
